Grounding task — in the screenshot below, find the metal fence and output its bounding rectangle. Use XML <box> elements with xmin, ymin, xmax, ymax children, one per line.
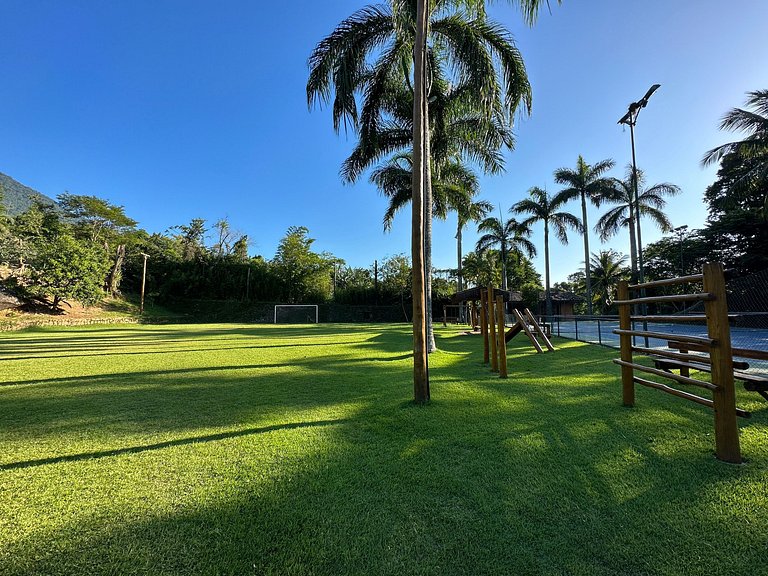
<box><xmin>540</xmin><ymin>314</ymin><xmax>768</xmax><ymax>375</ymax></box>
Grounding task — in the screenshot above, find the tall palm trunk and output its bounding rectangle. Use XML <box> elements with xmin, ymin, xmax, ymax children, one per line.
<box><xmin>544</xmin><ymin>221</ymin><xmax>552</xmax><ymax>318</ymax></box>
<box><xmin>500</xmin><ymin>241</ymin><xmax>508</xmax><ymax>291</ymax></box>
<box><xmin>456</xmin><ymin>220</ymin><xmax>465</xmax><ymax>323</ymax></box>
<box><xmin>627</xmin><ymin>201</ymin><xmax>638</xmax><ymax>282</ymax></box>
<box><xmin>580</xmin><ymin>192</ymin><xmax>592</xmax><ymax>315</ymax></box>
<box><xmin>411</xmin><ymin>0</ymin><xmax>429</xmax><ymax>402</ymax></box>
<box><xmin>425</xmin><ymin>152</ymin><xmax>436</xmax><ymax>352</ymax></box>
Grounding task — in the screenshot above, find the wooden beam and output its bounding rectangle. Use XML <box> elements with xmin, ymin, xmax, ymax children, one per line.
<box><xmin>633</xmin><ymin>376</ymin><xmax>750</xmax><ymax>418</ymax></box>
<box><xmin>703</xmin><ymin>262</ymin><xmax>741</xmax><ymax>463</ymax></box>
<box><xmin>613</xmin><ymin>329</ymin><xmax>715</xmax><ymax>346</ymax></box>
<box><xmin>487</xmin><ymin>284</ymin><xmax>498</xmax><ymax>373</ymax></box>
<box><xmin>628</xmin><ymin>274</ymin><xmax>704</xmax><ymax>291</ymax></box>
<box><xmin>496</xmin><ymin>295</ymin><xmax>508</xmax><ymax>378</ymax></box>
<box><xmin>524</xmin><ymin>308</ymin><xmax>554</xmax><ymax>351</ymax></box>
<box><xmin>613</xmin><ymin>359</ymin><xmax>718</xmax><ymax>391</ymax></box>
<box><xmin>614</xmin><ymin>293</ymin><xmax>714</xmax><ymax>306</ymax></box>
<box><xmin>618</xmin><ymin>280</ymin><xmax>634</xmax><ymax>407</ymax></box>
<box><xmin>513</xmin><ymin>309</ymin><xmax>543</xmax><ymax>353</ymax></box>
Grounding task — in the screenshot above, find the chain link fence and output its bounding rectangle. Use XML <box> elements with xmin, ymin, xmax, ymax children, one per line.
<box><xmin>539</xmin><ymin>268</ymin><xmax>768</xmax><ymax>376</ymax></box>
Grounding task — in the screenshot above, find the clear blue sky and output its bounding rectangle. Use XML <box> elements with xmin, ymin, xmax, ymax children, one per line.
<box><xmin>1</xmin><ymin>1</ymin><xmax>766</xmax><ymax>283</ymax></box>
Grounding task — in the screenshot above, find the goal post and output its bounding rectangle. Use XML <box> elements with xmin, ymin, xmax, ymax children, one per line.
<box><xmin>274</xmin><ymin>304</ymin><xmax>319</xmax><ymax>324</ymax></box>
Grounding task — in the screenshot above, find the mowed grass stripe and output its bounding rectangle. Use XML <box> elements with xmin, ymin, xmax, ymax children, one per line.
<box><xmin>0</xmin><ymin>323</ymin><xmax>766</xmax><ymax>576</ymax></box>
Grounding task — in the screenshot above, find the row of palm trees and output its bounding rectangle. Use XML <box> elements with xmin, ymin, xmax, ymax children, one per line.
<box><xmin>472</xmin><ymin>160</ymin><xmax>680</xmax><ymax>317</ymax></box>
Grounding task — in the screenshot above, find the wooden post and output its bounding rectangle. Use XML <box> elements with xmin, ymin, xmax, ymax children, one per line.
<box><xmin>480</xmin><ymin>292</ymin><xmax>489</xmax><ymax>364</ymax></box>
<box><xmin>703</xmin><ymin>262</ymin><xmax>741</xmax><ymax>463</ymax></box>
<box><xmin>679</xmin><ymin>346</ymin><xmax>690</xmax><ymax>377</ymax></box>
<box><xmin>496</xmin><ymin>295</ymin><xmax>508</xmax><ymax>378</ymax></box>
<box><xmin>617</xmin><ymin>280</ymin><xmax>634</xmax><ymax>406</ymax></box>
<box><xmin>488</xmin><ymin>284</ymin><xmax>498</xmax><ymax>373</ymax></box>
<box><xmin>139</xmin><ymin>253</ymin><xmax>149</xmax><ymax>315</ymax></box>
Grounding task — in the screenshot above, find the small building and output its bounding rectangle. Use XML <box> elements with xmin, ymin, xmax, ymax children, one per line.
<box><xmin>537</xmin><ymin>290</ymin><xmax>582</xmax><ymax>317</ymax></box>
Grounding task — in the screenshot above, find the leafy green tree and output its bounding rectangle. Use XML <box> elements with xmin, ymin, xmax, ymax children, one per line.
<box><xmin>554</xmin><ymin>155</ymin><xmax>616</xmax><ymax>314</ymax></box>
<box><xmin>231</xmin><ymin>235</ymin><xmax>250</xmax><ymax>263</ymax></box>
<box><xmin>644</xmin><ymin>229</ymin><xmax>712</xmax><ymax>283</ymax></box>
<box><xmin>22</xmin><ymin>234</ymin><xmax>110</xmax><ymax>311</ymax></box>
<box><xmin>595</xmin><ymin>167</ymin><xmax>680</xmax><ymax>279</ymax></box>
<box><xmin>272</xmin><ymin>226</ymin><xmax>336</xmax><ymax>303</ymax></box>
<box><xmin>461</xmin><ymin>249</ymin><xmax>501</xmax><ymax>289</ymax></box>
<box><xmin>58</xmin><ymin>194</ymin><xmax>139</xmax><ymax>295</ymax></box>
<box><xmin>512</xmin><ymin>186</ymin><xmax>582</xmax><ymax>317</ymax></box>
<box><xmin>171</xmin><ymin>218</ymin><xmax>208</xmax><ymax>262</ymax></box>
<box><xmin>6</xmin><ymin>203</ymin><xmax>64</xmax><ymax>271</ymax></box>
<box><xmin>475</xmin><ymin>214</ymin><xmax>535</xmax><ymax>290</ymax></box>
<box><xmin>58</xmin><ymin>194</ymin><xmax>137</xmax><ymax>242</ymax></box>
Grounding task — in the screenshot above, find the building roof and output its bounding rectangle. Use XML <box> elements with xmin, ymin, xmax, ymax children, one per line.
<box><xmin>450</xmin><ymin>287</ymin><xmax>523</xmax><ymax>304</ymax></box>
<box><xmin>540</xmin><ymin>290</ymin><xmax>583</xmax><ymax>302</ymax></box>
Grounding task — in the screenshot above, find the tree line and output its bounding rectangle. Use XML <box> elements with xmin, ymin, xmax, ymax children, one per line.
<box><xmin>0</xmin><ymin>192</ymin><xmax>466</xmax><ymax>312</ymax></box>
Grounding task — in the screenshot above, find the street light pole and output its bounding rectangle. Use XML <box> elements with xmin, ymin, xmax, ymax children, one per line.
<box><xmin>618</xmin><ymin>84</ymin><xmax>660</xmax><ymax>286</ymax></box>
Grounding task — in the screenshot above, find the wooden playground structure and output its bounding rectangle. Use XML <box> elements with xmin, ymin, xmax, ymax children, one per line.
<box><xmin>613</xmin><ymin>262</ymin><xmax>768</xmax><ymax>463</ymax></box>
<box><xmin>478</xmin><ymin>284</ymin><xmax>556</xmax><ymax>378</ymax></box>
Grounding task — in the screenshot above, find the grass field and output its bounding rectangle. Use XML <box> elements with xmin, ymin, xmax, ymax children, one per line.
<box><xmin>1</xmin><ymin>323</ymin><xmax>767</xmax><ymax>576</ymax></box>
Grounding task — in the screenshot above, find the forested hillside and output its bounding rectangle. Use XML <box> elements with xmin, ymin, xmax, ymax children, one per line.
<box><xmin>0</xmin><ymin>172</ymin><xmax>59</xmax><ymax>216</ymax></box>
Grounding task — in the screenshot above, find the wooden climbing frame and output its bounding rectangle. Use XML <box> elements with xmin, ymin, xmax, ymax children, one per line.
<box><xmin>613</xmin><ymin>262</ymin><xmax>755</xmax><ymax>463</ymax></box>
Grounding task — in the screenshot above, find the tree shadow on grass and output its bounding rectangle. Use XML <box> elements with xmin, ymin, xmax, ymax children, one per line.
<box><xmin>2</xmin><ymin>326</ymin><xmax>767</xmax><ymax>576</ymax></box>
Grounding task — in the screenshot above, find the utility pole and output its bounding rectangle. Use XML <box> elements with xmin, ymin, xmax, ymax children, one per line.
<box><xmin>139</xmin><ymin>253</ymin><xmax>149</xmax><ymax>315</ymax></box>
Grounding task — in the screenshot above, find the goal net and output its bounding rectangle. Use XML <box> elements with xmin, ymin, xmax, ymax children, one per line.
<box><xmin>274</xmin><ymin>305</ymin><xmax>319</xmax><ymax>324</ymax></box>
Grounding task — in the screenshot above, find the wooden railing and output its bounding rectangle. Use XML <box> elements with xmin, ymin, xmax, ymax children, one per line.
<box><xmin>614</xmin><ymin>262</ymin><xmax>749</xmax><ymax>464</ymax></box>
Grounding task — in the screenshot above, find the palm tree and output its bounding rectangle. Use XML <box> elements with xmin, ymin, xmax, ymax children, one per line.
<box><xmin>371</xmin><ymin>155</ymin><xmax>492</xmax><ymax>322</ymax></box>
<box><xmin>595</xmin><ymin>167</ymin><xmax>681</xmax><ymax>279</ymax></box>
<box><xmin>702</xmin><ymin>89</ymin><xmax>768</xmax><ymax>190</ymax></box>
<box><xmin>311</xmin><ymin>19</ymin><xmax>522</xmax><ymax>354</ymax></box>
<box><xmin>553</xmin><ymin>155</ymin><xmax>616</xmax><ymax>315</ymax></box>
<box><xmin>512</xmin><ymin>187</ymin><xmax>582</xmax><ymax>318</ymax></box>
<box><xmin>309</xmin><ymin>0</ymin><xmax>558</xmax><ymax>400</ymax></box>
<box><xmin>588</xmin><ymin>250</ymin><xmax>629</xmax><ymax>314</ymax></box>
<box><xmin>475</xmin><ymin>214</ymin><xmax>536</xmax><ymax>290</ymax></box>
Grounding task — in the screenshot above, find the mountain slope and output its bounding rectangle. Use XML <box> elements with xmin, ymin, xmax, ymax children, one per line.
<box><xmin>0</xmin><ymin>172</ymin><xmax>59</xmax><ymax>216</ymax></box>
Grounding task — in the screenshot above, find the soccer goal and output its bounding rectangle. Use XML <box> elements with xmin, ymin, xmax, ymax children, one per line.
<box><xmin>274</xmin><ymin>304</ymin><xmax>319</xmax><ymax>324</ymax></box>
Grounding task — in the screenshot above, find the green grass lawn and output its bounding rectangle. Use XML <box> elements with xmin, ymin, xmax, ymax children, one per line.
<box><xmin>1</xmin><ymin>323</ymin><xmax>766</xmax><ymax>576</ymax></box>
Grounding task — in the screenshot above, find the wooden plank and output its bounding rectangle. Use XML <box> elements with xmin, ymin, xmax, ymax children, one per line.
<box><xmin>614</xmin><ymin>293</ymin><xmax>714</xmax><ymax>306</ymax></box>
<box><xmin>633</xmin><ymin>376</ymin><xmax>751</xmax><ymax>418</ymax></box>
<box><xmin>613</xmin><ymin>359</ymin><xmax>718</xmax><ymax>391</ymax></box>
<box><xmin>628</xmin><ymin>274</ymin><xmax>704</xmax><ymax>291</ymax></box>
<box><xmin>617</xmin><ymin>280</ymin><xmax>634</xmax><ymax>407</ymax></box>
<box><xmin>703</xmin><ymin>262</ymin><xmax>741</xmax><ymax>463</ymax></box>
<box><xmin>524</xmin><ymin>308</ymin><xmax>555</xmax><ymax>351</ymax></box>
<box><xmin>513</xmin><ymin>308</ymin><xmax>543</xmax><ymax>353</ymax></box>
<box><xmin>632</xmin><ymin>346</ymin><xmax>751</xmax><ymax>370</ymax></box>
<box><xmin>613</xmin><ymin>329</ymin><xmax>715</xmax><ymax>346</ymax></box>
<box><xmin>496</xmin><ymin>296</ymin><xmax>508</xmax><ymax>378</ymax></box>
<box><xmin>731</xmin><ymin>347</ymin><xmax>768</xmax><ymax>361</ymax></box>
<box><xmin>505</xmin><ymin>323</ymin><xmax>523</xmax><ymax>343</ymax></box>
